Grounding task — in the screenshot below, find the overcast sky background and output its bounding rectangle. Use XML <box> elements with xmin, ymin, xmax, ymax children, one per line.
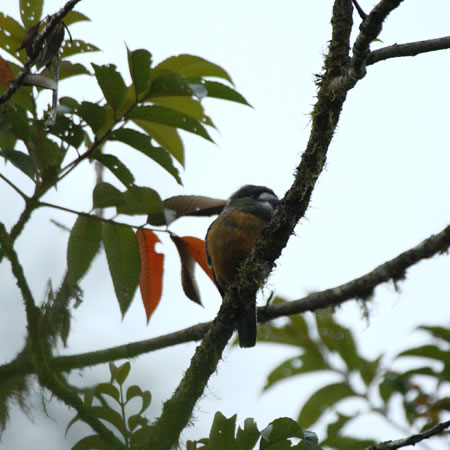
<box><xmin>1</xmin><ymin>1</ymin><xmax>449</xmax><ymax>448</ymax></box>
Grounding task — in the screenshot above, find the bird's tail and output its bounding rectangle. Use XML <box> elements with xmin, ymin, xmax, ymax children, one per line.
<box><xmin>237</xmin><ymin>302</ymin><xmax>257</xmax><ymax>348</ymax></box>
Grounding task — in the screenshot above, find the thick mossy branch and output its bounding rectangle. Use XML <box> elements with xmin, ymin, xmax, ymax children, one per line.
<box><xmin>142</xmin><ymin>302</ymin><xmax>236</xmax><ymax>450</ymax></box>
<box><xmin>331</xmin><ymin>0</ymin><xmax>404</xmax><ymax>90</ymax></box>
<box><xmin>0</xmin><ymin>223</ymin><xmax>42</xmax><ymax>356</ymax></box>
<box><xmin>0</xmin><ymin>223</ymin><xmax>123</xmax><ymax>447</ymax></box>
<box><xmin>141</xmin><ymin>2</ymin><xmax>356</xmax><ymax>448</ymax></box>
<box><xmin>227</xmin><ymin>0</ymin><xmax>354</xmax><ymax>320</ymax></box>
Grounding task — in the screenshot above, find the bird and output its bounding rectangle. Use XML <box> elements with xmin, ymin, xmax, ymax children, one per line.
<box><xmin>205</xmin><ymin>185</ymin><xmax>280</xmax><ymax>348</ymax></box>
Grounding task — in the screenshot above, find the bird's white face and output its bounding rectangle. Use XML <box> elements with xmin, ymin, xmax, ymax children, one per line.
<box><xmin>256</xmin><ymin>191</ymin><xmax>279</xmax><ymax>215</ymax></box>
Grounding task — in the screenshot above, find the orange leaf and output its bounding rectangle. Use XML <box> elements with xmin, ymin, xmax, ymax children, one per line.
<box><xmin>180</xmin><ymin>236</ymin><xmax>216</xmax><ymax>285</ymax></box>
<box><xmin>136</xmin><ymin>229</ymin><xmax>164</xmax><ymax>323</ymax></box>
<box><xmin>0</xmin><ymin>57</ymin><xmax>14</xmax><ymax>90</ymax></box>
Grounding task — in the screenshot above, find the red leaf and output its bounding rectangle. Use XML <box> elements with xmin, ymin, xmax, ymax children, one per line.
<box><xmin>180</xmin><ymin>236</ymin><xmax>215</xmax><ymax>285</ymax></box>
<box><xmin>0</xmin><ymin>57</ymin><xmax>13</xmax><ymax>90</ymax></box>
<box><xmin>136</xmin><ymin>229</ymin><xmax>164</xmax><ymax>323</ymax></box>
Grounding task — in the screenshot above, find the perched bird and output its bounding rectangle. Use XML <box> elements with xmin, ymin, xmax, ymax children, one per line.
<box><xmin>205</xmin><ymin>185</ymin><xmax>280</xmax><ymax>348</ymax></box>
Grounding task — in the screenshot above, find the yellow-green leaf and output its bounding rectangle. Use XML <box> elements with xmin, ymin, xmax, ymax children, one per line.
<box><xmin>103</xmin><ymin>223</ymin><xmax>140</xmax><ymax>316</ymax></box>
<box><xmin>67</xmin><ymin>215</ymin><xmax>102</xmax><ymax>284</ymax></box>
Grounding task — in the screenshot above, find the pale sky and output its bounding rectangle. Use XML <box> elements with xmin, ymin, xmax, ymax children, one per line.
<box><xmin>1</xmin><ymin>1</ymin><xmax>449</xmax><ymax>448</ymax></box>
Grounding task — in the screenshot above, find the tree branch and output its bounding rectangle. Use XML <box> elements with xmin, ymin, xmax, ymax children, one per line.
<box><xmin>0</xmin><ymin>193</ymin><xmax>41</xmax><ymax>263</ymax></box>
<box><xmin>1</xmin><ymin>224</ymin><xmax>448</xmax><ymax>384</ymax></box>
<box><xmin>367</xmin><ymin>36</ymin><xmax>450</xmax><ymax>65</ymax></box>
<box><xmin>0</xmin><ymin>0</ymin><xmax>83</xmax><ymax>105</ymax></box>
<box><xmin>0</xmin><ymin>174</ymin><xmax>29</xmax><ymax>200</ymax></box>
<box><xmin>331</xmin><ymin>0</ymin><xmax>404</xmax><ymax>90</ymax></box>
<box><xmin>0</xmin><ymin>222</ymin><xmax>123</xmax><ymax>448</ymax></box>
<box><xmin>366</xmin><ymin>420</ymin><xmax>450</xmax><ymax>450</ymax></box>
<box><xmin>260</xmin><ymin>224</ymin><xmax>450</xmax><ymax>321</ymax></box>
<box><xmin>38</xmin><ymin>201</ymin><xmax>144</xmax><ymax>229</ymax></box>
<box><xmin>0</xmin><ymin>223</ymin><xmax>40</xmax><ymax>341</ymax></box>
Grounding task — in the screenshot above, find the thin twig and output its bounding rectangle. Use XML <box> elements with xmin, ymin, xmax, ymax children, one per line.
<box><xmin>38</xmin><ymin>201</ymin><xmax>143</xmax><ymax>229</ymax></box>
<box><xmin>368</xmin><ymin>36</ymin><xmax>450</xmax><ymax>65</ymax></box>
<box><xmin>0</xmin><ymin>173</ymin><xmax>29</xmax><ymax>200</ymax></box>
<box><xmin>352</xmin><ymin>0</ymin><xmax>367</xmax><ymax>20</ymax></box>
<box><xmin>366</xmin><ymin>420</ymin><xmax>450</xmax><ymax>450</ymax></box>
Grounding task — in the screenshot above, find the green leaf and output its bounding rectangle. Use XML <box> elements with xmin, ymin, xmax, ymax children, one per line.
<box><xmin>359</xmin><ymin>355</ymin><xmax>381</xmax><ymax>387</ymax></box>
<box><xmin>109</xmin><ymin>361</ymin><xmax>118</xmax><ymax>381</ymax></box>
<box><xmin>208</xmin><ymin>412</ymin><xmax>237</xmax><ymax>450</ymax></box>
<box><xmin>33</xmin><ymin>135</ymin><xmax>61</xmax><ymax>172</ymax></box>
<box><xmin>95</xmin><ymin>383</ymin><xmax>120</xmax><ymax>402</ymax></box>
<box><xmin>151</xmin><ymin>96</ymin><xmax>210</xmax><ymax>124</ymax></box>
<box><xmin>102</xmin><ymin>223</ymin><xmax>140</xmax><ymax>316</ymax></box>
<box><xmin>260</xmin><ymin>417</ymin><xmax>303</xmax><ymax>449</ymax></box>
<box><xmin>116</xmin><ymin>185</ymin><xmax>164</xmax><ymax>216</ymax></box>
<box><xmin>115</xmin><ymin>361</ymin><xmax>131</xmax><ymax>385</ymax></box>
<box><xmin>72</xmin><ymin>434</ymin><xmax>111</xmax><ymax>450</ymax></box>
<box><xmin>20</xmin><ymin>0</ymin><xmax>43</xmax><ymax>31</ymax></box>
<box><xmin>298</xmin><ymin>383</ymin><xmax>356</xmax><ymax>429</ymax></box>
<box><xmin>128</xmin><ymin>105</ymin><xmax>213</xmax><ymax>142</ymax></box>
<box><xmin>5</xmin><ymin>63</ymin><xmax>34</xmax><ymax>109</ymax></box>
<box><xmin>132</xmin><ymin>119</ymin><xmax>184</xmax><ymax>166</ymax></box>
<box><xmin>419</xmin><ymin>326</ymin><xmax>450</xmax><ymax>343</ymax></box>
<box><xmin>60</xmin><ymin>39</ymin><xmax>99</xmax><ymax>59</ymax></box>
<box><xmin>236</xmin><ymin>418</ymin><xmax>259</xmax><ymax>450</ymax></box>
<box><xmin>0</xmin><ymin>14</ymin><xmax>26</xmax><ymax>62</ymax></box>
<box><xmin>59</xmin><ymin>96</ymin><xmax>80</xmax><ymax>112</ymax></box>
<box><xmin>398</xmin><ymin>345</ymin><xmax>450</xmax><ymax>365</ymax></box>
<box><xmin>326</xmin><ymin>413</ymin><xmax>353</xmax><ymax>438</ymax></box>
<box><xmin>90</xmin><ymin>406</ymin><xmax>127</xmax><ymax>436</ymax></box>
<box><xmin>139</xmin><ymin>390</ymin><xmax>152</xmax><ymax>415</ymax></box>
<box><xmin>379</xmin><ymin>373</ymin><xmax>408</xmax><ymax>404</ymax></box>
<box><xmin>154</xmin><ymin>54</ymin><xmax>233</xmax><ymax>84</ymax></box>
<box><xmin>50</xmin><ymin>115</ymin><xmax>84</xmax><ymax>148</ymax></box>
<box><xmin>84</xmin><ymin>388</ymin><xmax>95</xmax><ymax>407</ymax></box>
<box><xmin>1</xmin><ymin>105</ymin><xmax>30</xmax><ymax>142</ymax></box>
<box><xmin>257</xmin><ymin>303</ymin><xmax>327</xmax><ymax>367</ymax></box>
<box><xmin>93</xmin><ymin>182</ymin><xmax>125</xmax><ymax>208</ymax></box>
<box><xmin>128</xmin><ymin>414</ymin><xmax>148</xmax><ymax>432</ymax></box>
<box><xmin>126</xmin><ymin>385</ymin><xmax>142</xmax><ymax>403</ymax></box>
<box><xmin>1</xmin><ymin>149</ymin><xmax>36</xmax><ymax>180</ymax></box>
<box><xmin>315</xmin><ymin>309</ymin><xmax>360</xmax><ymax>372</ymax></box>
<box><xmin>58</xmin><ymin>60</ymin><xmax>91</xmax><ymax>80</ymax></box>
<box><xmin>63</xmin><ymin>11</ymin><xmax>91</xmax><ymax>27</ymax></box>
<box><xmin>110</xmin><ymin>128</ymin><xmax>181</xmax><ymax>184</ymax></box>
<box><xmin>65</xmin><ymin>413</ymin><xmax>80</xmax><ymax>437</ymax></box>
<box><xmin>149</xmin><ymin>73</ymin><xmax>194</xmax><ymax>98</ymax></box>
<box><xmin>402</xmin><ymin>366</ymin><xmax>437</xmax><ymax>378</ymax></box>
<box><xmin>127</xmin><ymin>47</ymin><xmax>152</xmax><ymax>98</ymax></box>
<box><xmin>93</xmin><ymin>152</ymin><xmax>135</xmax><ymax>187</ymax></box>
<box><xmin>0</xmin><ymin>130</ymin><xmax>17</xmax><ymax>150</ymax></box>
<box><xmin>264</xmin><ymin>353</ymin><xmax>329</xmax><ymax>391</ymax></box>
<box><xmin>202</xmin><ymin>80</ymin><xmax>251</xmax><ymax>106</ymax></box>
<box><xmin>67</xmin><ymin>215</ymin><xmax>102</xmax><ymax>284</ymax></box>
<box><xmin>76</xmin><ymin>101</ymin><xmax>107</xmax><ymax>134</ymax></box>
<box><xmin>93</xmin><ymin>63</ymin><xmax>127</xmax><ymax>112</ymax></box>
